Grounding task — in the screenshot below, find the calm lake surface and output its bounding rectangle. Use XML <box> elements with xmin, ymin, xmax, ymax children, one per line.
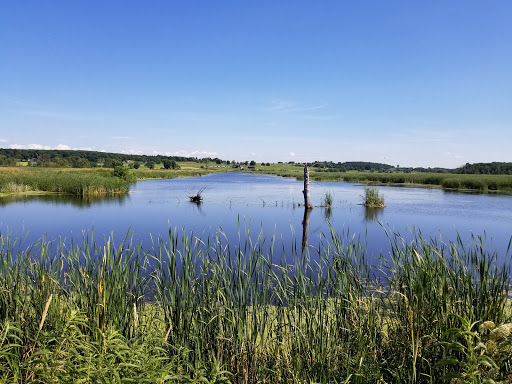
<box><xmin>1</xmin><ymin>172</ymin><xmax>511</xmax><ymax>263</ymax></box>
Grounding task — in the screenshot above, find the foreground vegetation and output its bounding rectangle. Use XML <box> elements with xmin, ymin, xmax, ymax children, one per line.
<box><xmin>0</xmin><ymin>227</ymin><xmax>510</xmax><ymax>383</ymax></box>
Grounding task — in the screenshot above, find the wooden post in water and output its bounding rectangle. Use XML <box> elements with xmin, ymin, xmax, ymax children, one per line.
<box><xmin>302</xmin><ymin>164</ymin><xmax>313</xmax><ymax>210</ymax></box>
<box><xmin>302</xmin><ymin>206</ymin><xmax>312</xmax><ymax>251</ymax></box>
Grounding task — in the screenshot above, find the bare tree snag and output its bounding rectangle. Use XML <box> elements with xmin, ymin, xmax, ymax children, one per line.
<box><xmin>302</xmin><ymin>164</ymin><xmax>313</xmax><ymax>210</ymax></box>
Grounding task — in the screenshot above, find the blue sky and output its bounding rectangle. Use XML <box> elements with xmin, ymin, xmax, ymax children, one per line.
<box><xmin>1</xmin><ymin>1</ymin><xmax>511</xmax><ymax>168</ymax></box>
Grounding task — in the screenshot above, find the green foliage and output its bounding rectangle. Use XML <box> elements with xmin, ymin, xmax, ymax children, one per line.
<box><xmin>0</xmin><ymin>168</ymin><xmax>129</xmax><ymax>195</ymax></box>
<box><xmin>362</xmin><ymin>186</ymin><xmax>384</xmax><ymax>207</ymax></box>
<box><xmin>436</xmin><ymin>315</ymin><xmax>498</xmax><ymax>383</ymax></box>
<box><xmin>112</xmin><ymin>166</ymin><xmax>135</xmax><ymax>182</ymax></box>
<box><xmin>163</xmin><ymin>159</ymin><xmax>181</xmax><ymax>170</ymax></box>
<box><xmin>0</xmin><ymin>227</ymin><xmax>509</xmax><ymax>382</ymax></box>
<box><xmin>146</xmin><ymin>161</ymin><xmax>155</xmax><ymax>170</ymax></box>
<box><xmin>322</xmin><ymin>191</ymin><xmax>333</xmax><ymax>207</ymax></box>
<box><xmin>456</xmin><ymin>162</ymin><xmax>512</xmax><ymax>175</ymax></box>
<box><xmin>0</xmin><ymin>155</ymin><xmax>17</xmax><ymax>167</ymax></box>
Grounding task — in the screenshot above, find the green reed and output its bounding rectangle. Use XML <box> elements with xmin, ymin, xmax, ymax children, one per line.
<box><xmin>0</xmin><ymin>168</ymin><xmax>130</xmax><ymax>195</ymax></box>
<box><xmin>362</xmin><ymin>186</ymin><xmax>385</xmax><ymax>208</ymax></box>
<box><xmin>305</xmin><ymin>171</ymin><xmax>512</xmax><ymax>193</ymax></box>
<box><xmin>0</xmin><ymin>226</ymin><xmax>510</xmax><ymax>383</ymax></box>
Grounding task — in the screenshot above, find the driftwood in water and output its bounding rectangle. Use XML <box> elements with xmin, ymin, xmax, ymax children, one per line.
<box><xmin>302</xmin><ymin>164</ymin><xmax>313</xmax><ymax>210</ymax></box>
<box><xmin>188</xmin><ymin>188</ymin><xmax>205</xmax><ymax>203</ymax></box>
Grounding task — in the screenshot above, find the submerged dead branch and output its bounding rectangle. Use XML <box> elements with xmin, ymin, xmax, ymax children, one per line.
<box><xmin>188</xmin><ymin>187</ymin><xmax>205</xmax><ymax>203</ymax></box>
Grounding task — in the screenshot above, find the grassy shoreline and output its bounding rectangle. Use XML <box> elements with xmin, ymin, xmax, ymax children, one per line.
<box><xmin>251</xmin><ymin>165</ymin><xmax>512</xmax><ymax>194</ymax></box>
<box><xmin>0</xmin><ymin>227</ymin><xmax>511</xmax><ymax>383</ymax></box>
<box><xmin>2</xmin><ymin>164</ymin><xmax>512</xmax><ymax>197</ymax></box>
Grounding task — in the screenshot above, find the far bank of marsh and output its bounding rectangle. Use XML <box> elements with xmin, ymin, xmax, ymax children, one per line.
<box><xmin>0</xmin><ymin>165</ymin><xmax>219</xmax><ymax>196</ymax></box>
<box><xmin>3</xmin><ymin>162</ymin><xmax>512</xmax><ymax>197</ymax></box>
<box><xmin>0</xmin><ymin>167</ymin><xmax>130</xmax><ymax>196</ymax></box>
<box><xmin>254</xmin><ymin>165</ymin><xmax>512</xmax><ymax>193</ymax></box>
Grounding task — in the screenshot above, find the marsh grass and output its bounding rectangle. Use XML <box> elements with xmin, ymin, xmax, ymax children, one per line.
<box><xmin>257</xmin><ymin>168</ymin><xmax>512</xmax><ymax>193</ymax></box>
<box><xmin>321</xmin><ymin>191</ymin><xmax>333</xmax><ymax>207</ymax></box>
<box><xmin>0</xmin><ymin>226</ymin><xmax>510</xmax><ymax>383</ymax></box>
<box><xmin>0</xmin><ymin>167</ymin><xmax>130</xmax><ymax>195</ymax></box>
<box><xmin>362</xmin><ymin>186</ymin><xmax>385</xmax><ymax>208</ymax></box>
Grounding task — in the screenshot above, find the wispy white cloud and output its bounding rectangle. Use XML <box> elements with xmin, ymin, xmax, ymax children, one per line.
<box><xmin>112</xmin><ymin>136</ymin><xmax>134</xmax><ymax>140</ymax></box>
<box><xmin>170</xmin><ymin>150</ymin><xmax>218</xmax><ymax>158</ymax></box>
<box><xmin>9</xmin><ymin>143</ymin><xmax>83</xmax><ymax>151</ymax></box>
<box><xmin>120</xmin><ymin>149</ymin><xmax>144</xmax><ymax>155</ymax></box>
<box><xmin>9</xmin><ymin>143</ymin><xmax>52</xmax><ymax>150</ymax></box>
<box><xmin>0</xmin><ymin>139</ymin><xmax>7</xmax><ymax>143</ymax></box>
<box><xmin>289</xmin><ymin>152</ymin><xmax>296</xmax><ymax>157</ymax></box>
<box><xmin>265</xmin><ymin>99</ymin><xmax>328</xmax><ymax>114</ymax></box>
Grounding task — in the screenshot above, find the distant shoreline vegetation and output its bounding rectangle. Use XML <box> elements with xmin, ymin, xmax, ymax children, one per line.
<box><xmin>1</xmin><ymin>148</ymin><xmax>512</xmax><ymax>195</ymax></box>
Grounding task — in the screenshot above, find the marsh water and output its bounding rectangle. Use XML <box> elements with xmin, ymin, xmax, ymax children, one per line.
<box><xmin>1</xmin><ymin>172</ymin><xmax>512</xmax><ymax>263</ymax></box>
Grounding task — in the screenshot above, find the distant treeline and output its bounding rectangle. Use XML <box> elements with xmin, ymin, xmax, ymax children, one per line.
<box><xmin>312</xmin><ymin>161</ymin><xmax>452</xmax><ymax>173</ymax></box>
<box><xmin>0</xmin><ymin>148</ymin><xmax>213</xmax><ymax>168</ymax></box>
<box><xmin>454</xmin><ymin>162</ymin><xmax>512</xmax><ymax>175</ymax></box>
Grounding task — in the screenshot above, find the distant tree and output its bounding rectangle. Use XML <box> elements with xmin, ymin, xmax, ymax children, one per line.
<box><xmin>75</xmin><ymin>158</ymin><xmax>91</xmax><ymax>168</ymax></box>
<box><xmin>0</xmin><ymin>155</ymin><xmax>17</xmax><ymax>167</ymax></box>
<box><xmin>133</xmin><ymin>161</ymin><xmax>141</xmax><ymax>169</ymax></box>
<box><xmin>266</xmin><ymin>162</ymin><xmax>270</xmax><ymax>166</ymax></box>
<box><xmin>146</xmin><ymin>161</ymin><xmax>155</xmax><ymax>169</ymax></box>
<box><xmin>226</xmin><ymin>160</ymin><xmax>230</xmax><ymax>165</ymax></box>
<box><xmin>53</xmin><ymin>156</ymin><xmax>69</xmax><ymax>167</ymax></box>
<box><xmin>200</xmin><ymin>158</ymin><xmax>210</xmax><ymax>170</ymax></box>
<box><xmin>103</xmin><ymin>158</ymin><xmax>114</xmax><ymax>168</ymax></box>
<box><xmin>163</xmin><ymin>159</ymin><xmax>180</xmax><ymax>170</ymax></box>
<box><xmin>171</xmin><ymin>160</ymin><xmax>180</xmax><ymax>170</ymax></box>
<box><xmin>36</xmin><ymin>153</ymin><xmax>52</xmax><ymax>167</ymax></box>
<box><xmin>162</xmin><ymin>160</ymin><xmax>172</xmax><ymax>169</ymax></box>
<box><xmin>113</xmin><ymin>166</ymin><xmax>128</xmax><ymax>179</ymax></box>
<box><xmin>250</xmin><ymin>160</ymin><xmax>256</xmax><ymax>166</ymax></box>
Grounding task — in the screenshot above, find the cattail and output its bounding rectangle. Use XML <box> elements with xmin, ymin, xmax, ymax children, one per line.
<box><xmin>38</xmin><ymin>294</ymin><xmax>53</xmax><ymax>332</ymax></box>
<box><xmin>133</xmin><ymin>302</ymin><xmax>139</xmax><ymax>328</ymax></box>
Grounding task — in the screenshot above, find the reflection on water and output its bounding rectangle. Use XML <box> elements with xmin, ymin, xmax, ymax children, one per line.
<box><xmin>364</xmin><ymin>207</ymin><xmax>384</xmax><ymax>222</ymax></box>
<box><xmin>323</xmin><ymin>206</ymin><xmax>332</xmax><ymax>220</ymax></box>
<box><xmin>0</xmin><ymin>193</ymin><xmax>128</xmax><ymax>208</ymax></box>
<box><xmin>301</xmin><ymin>207</ymin><xmax>312</xmax><ymax>251</ymax></box>
<box><xmin>1</xmin><ymin>173</ymin><xmax>512</xmax><ymax>263</ymax></box>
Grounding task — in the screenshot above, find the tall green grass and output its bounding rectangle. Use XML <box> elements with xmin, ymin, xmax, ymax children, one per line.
<box><xmin>362</xmin><ymin>186</ymin><xmax>385</xmax><ymax>207</ymax></box>
<box><xmin>258</xmin><ymin>169</ymin><xmax>512</xmax><ymax>193</ymax></box>
<box><xmin>0</xmin><ymin>168</ymin><xmax>130</xmax><ymax>195</ymax></box>
<box><xmin>0</xmin><ymin>227</ymin><xmax>510</xmax><ymax>383</ymax></box>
